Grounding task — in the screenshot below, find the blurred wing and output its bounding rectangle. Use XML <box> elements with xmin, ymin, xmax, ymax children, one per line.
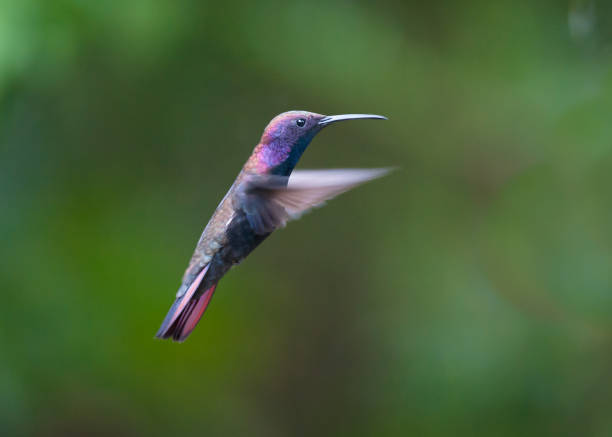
<box><xmin>236</xmin><ymin>168</ymin><xmax>391</xmax><ymax>235</ymax></box>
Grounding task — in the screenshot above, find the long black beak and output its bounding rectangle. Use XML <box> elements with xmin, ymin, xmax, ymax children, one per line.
<box><xmin>318</xmin><ymin>114</ymin><xmax>387</xmax><ymax>126</ymax></box>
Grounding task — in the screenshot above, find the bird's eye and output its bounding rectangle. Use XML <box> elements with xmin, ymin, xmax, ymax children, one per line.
<box><xmin>296</xmin><ymin>118</ymin><xmax>306</xmax><ymax>127</ymax></box>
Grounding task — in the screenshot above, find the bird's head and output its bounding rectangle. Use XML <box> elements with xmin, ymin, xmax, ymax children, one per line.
<box><xmin>250</xmin><ymin>110</ymin><xmax>386</xmax><ymax>175</ymax></box>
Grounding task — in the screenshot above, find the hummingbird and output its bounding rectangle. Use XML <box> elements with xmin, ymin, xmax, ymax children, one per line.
<box><xmin>156</xmin><ymin>111</ymin><xmax>389</xmax><ymax>342</ymax></box>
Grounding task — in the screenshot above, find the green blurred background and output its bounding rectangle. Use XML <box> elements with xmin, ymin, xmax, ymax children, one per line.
<box><xmin>2</xmin><ymin>1</ymin><xmax>612</xmax><ymax>436</ymax></box>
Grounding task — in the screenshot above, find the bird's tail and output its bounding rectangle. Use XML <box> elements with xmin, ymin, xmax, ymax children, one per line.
<box><xmin>155</xmin><ymin>265</ymin><xmax>218</xmax><ymax>342</ymax></box>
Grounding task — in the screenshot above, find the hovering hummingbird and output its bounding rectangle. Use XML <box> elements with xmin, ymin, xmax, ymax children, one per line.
<box><xmin>156</xmin><ymin>111</ymin><xmax>389</xmax><ymax>342</ymax></box>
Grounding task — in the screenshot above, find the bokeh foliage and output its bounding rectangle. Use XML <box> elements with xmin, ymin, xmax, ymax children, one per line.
<box><xmin>2</xmin><ymin>1</ymin><xmax>612</xmax><ymax>436</ymax></box>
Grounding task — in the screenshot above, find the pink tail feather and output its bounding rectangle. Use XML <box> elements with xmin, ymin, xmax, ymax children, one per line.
<box><xmin>155</xmin><ymin>265</ymin><xmax>218</xmax><ymax>342</ymax></box>
<box><xmin>172</xmin><ymin>284</ymin><xmax>217</xmax><ymax>341</ymax></box>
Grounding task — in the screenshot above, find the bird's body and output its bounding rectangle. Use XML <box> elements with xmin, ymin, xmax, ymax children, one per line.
<box><xmin>180</xmin><ymin>175</ymin><xmax>269</xmax><ymax>294</ymax></box>
<box><xmin>156</xmin><ymin>111</ymin><xmax>389</xmax><ymax>342</ymax></box>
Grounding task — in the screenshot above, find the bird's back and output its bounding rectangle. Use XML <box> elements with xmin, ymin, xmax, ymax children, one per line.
<box><xmin>179</xmin><ymin>173</ymin><xmax>270</xmax><ymax>293</ymax></box>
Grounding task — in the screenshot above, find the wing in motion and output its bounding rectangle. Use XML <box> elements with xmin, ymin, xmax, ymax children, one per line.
<box><xmin>235</xmin><ymin>168</ymin><xmax>391</xmax><ymax>234</ymax></box>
